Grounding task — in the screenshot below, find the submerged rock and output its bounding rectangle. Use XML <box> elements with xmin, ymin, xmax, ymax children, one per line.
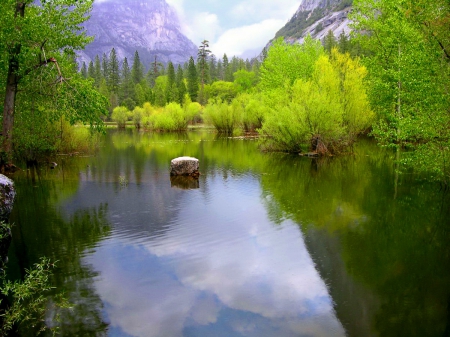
<box><xmin>170</xmin><ymin>157</ymin><xmax>200</xmax><ymax>177</ymax></box>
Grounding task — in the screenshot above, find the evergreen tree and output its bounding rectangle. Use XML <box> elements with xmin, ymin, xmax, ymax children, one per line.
<box><xmin>166</xmin><ymin>61</ymin><xmax>176</xmax><ymax>103</ymax></box>
<box><xmin>120</xmin><ymin>57</ymin><xmax>135</xmax><ymax>103</ymax></box>
<box><xmin>323</xmin><ymin>30</ymin><xmax>337</xmax><ymax>54</ymax></box>
<box><xmin>209</xmin><ymin>54</ymin><xmax>218</xmax><ymax>83</ymax></box>
<box><xmin>80</xmin><ymin>62</ymin><xmax>88</xmax><ymax>78</ymax></box>
<box><xmin>108</xmin><ymin>48</ymin><xmax>120</xmax><ymax>94</ymax></box>
<box><xmin>131</xmin><ymin>50</ymin><xmax>144</xmax><ymax>84</ymax></box>
<box><xmin>217</xmin><ymin>60</ymin><xmax>223</xmax><ymax>81</ymax></box>
<box><xmin>94</xmin><ymin>55</ymin><xmax>102</xmax><ymax>88</ymax></box>
<box><xmin>223</xmin><ymin>54</ymin><xmax>233</xmax><ymax>81</ymax></box>
<box><xmin>338</xmin><ymin>32</ymin><xmax>350</xmax><ymax>53</ymax></box>
<box><xmin>87</xmin><ymin>61</ymin><xmax>95</xmax><ymax>80</ymax></box>
<box><xmin>197</xmin><ymin>40</ymin><xmax>211</xmax><ymax>104</ymax></box>
<box><xmin>187</xmin><ymin>56</ymin><xmax>199</xmax><ymax>102</ymax></box>
<box><xmin>102</xmin><ymin>52</ymin><xmax>109</xmax><ymax>82</ymax></box>
<box><xmin>176</xmin><ymin>65</ymin><xmax>186</xmax><ymax>104</ymax></box>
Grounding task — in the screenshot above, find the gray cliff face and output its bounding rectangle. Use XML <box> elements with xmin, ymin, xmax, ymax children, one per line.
<box><xmin>275</xmin><ymin>0</ymin><xmax>353</xmax><ymax>43</ymax></box>
<box><xmin>78</xmin><ymin>0</ymin><xmax>197</xmax><ymax>67</ymax></box>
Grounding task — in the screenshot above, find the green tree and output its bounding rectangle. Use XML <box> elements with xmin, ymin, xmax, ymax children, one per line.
<box><xmin>119</xmin><ymin>57</ymin><xmax>135</xmax><ymax>104</ymax></box>
<box><xmin>352</xmin><ymin>0</ymin><xmax>450</xmax><ymax>180</ymax></box>
<box><xmin>187</xmin><ymin>57</ymin><xmax>199</xmax><ymax>102</ymax></box>
<box><xmin>197</xmin><ymin>40</ymin><xmax>211</xmax><ymax>104</ymax></box>
<box><xmin>108</xmin><ymin>48</ymin><xmax>120</xmax><ymax>94</ymax></box>
<box><xmin>323</xmin><ymin>30</ymin><xmax>337</xmax><ymax>54</ymax></box>
<box><xmin>176</xmin><ymin>65</ymin><xmax>187</xmax><ymax>104</ymax></box>
<box><xmin>131</xmin><ymin>50</ymin><xmax>144</xmax><ymax>84</ymax></box>
<box><xmin>233</xmin><ymin>69</ymin><xmax>256</xmax><ymax>93</ymax></box>
<box><xmin>0</xmin><ymin>0</ymin><xmax>105</xmax><ymax>158</ymax></box>
<box><xmin>87</xmin><ymin>61</ymin><xmax>95</xmax><ymax>81</ymax></box>
<box><xmin>259</xmin><ymin>35</ymin><xmax>324</xmax><ymax>91</ymax></box>
<box><xmin>80</xmin><ymin>62</ymin><xmax>88</xmax><ymax>78</ymax></box>
<box><xmin>222</xmin><ymin>54</ymin><xmax>233</xmax><ymax>81</ymax></box>
<box><xmin>93</xmin><ymin>55</ymin><xmax>102</xmax><ymax>88</ymax></box>
<box><xmin>166</xmin><ymin>61</ymin><xmax>176</xmax><ymax>103</ymax></box>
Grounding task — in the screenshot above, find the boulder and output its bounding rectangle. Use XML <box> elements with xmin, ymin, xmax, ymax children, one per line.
<box><xmin>170</xmin><ymin>157</ymin><xmax>199</xmax><ymax>177</ymax></box>
<box><xmin>0</xmin><ymin>174</ymin><xmax>15</xmax><ymax>222</ymax></box>
<box><xmin>0</xmin><ymin>174</ymin><xmax>15</xmax><ymax>268</ymax></box>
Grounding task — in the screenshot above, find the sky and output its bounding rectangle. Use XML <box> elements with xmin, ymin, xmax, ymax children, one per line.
<box><xmin>165</xmin><ymin>0</ymin><xmax>301</xmax><ymax>58</ymax></box>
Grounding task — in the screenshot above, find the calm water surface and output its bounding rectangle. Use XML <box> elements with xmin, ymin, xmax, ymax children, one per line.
<box><xmin>7</xmin><ymin>130</ymin><xmax>450</xmax><ymax>336</ymax></box>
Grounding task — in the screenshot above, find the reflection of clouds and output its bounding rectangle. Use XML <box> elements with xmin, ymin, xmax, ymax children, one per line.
<box><xmin>86</xmin><ymin>173</ymin><xmax>345</xmax><ymax>337</ymax></box>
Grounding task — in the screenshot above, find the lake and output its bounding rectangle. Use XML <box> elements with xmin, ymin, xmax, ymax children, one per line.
<box><xmin>7</xmin><ymin>129</ymin><xmax>450</xmax><ymax>336</ymax></box>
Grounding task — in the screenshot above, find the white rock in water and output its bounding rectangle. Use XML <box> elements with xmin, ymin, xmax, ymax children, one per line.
<box><xmin>170</xmin><ymin>157</ymin><xmax>199</xmax><ymax>176</ymax></box>
<box><xmin>0</xmin><ymin>174</ymin><xmax>15</xmax><ymax>222</ymax></box>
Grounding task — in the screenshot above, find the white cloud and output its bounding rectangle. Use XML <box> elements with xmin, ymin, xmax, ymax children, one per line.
<box><xmin>185</xmin><ymin>11</ymin><xmax>221</xmax><ymax>46</ymax></box>
<box><xmin>230</xmin><ymin>0</ymin><xmax>300</xmax><ymax>23</ymax></box>
<box><xmin>211</xmin><ymin>19</ymin><xmax>284</xmax><ymax>57</ymax></box>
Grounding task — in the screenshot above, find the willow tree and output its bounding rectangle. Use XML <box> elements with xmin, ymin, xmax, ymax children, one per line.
<box><xmin>0</xmin><ymin>0</ymin><xmax>106</xmax><ymax>160</ymax></box>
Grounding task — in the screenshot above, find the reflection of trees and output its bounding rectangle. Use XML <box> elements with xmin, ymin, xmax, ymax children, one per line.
<box><xmin>8</xmin><ymin>163</ymin><xmax>110</xmax><ymax>335</ymax></box>
<box><xmin>259</xmin><ymin>139</ymin><xmax>450</xmax><ymax>336</ymax></box>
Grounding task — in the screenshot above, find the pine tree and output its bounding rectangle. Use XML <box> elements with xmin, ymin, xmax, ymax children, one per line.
<box><xmin>94</xmin><ymin>55</ymin><xmax>102</xmax><ymax>88</ymax></box>
<box><xmin>209</xmin><ymin>54</ymin><xmax>217</xmax><ymax>83</ymax></box>
<box><xmin>187</xmin><ymin>56</ymin><xmax>199</xmax><ymax>102</ymax></box>
<box><xmin>108</xmin><ymin>48</ymin><xmax>120</xmax><ymax>94</ymax></box>
<box><xmin>166</xmin><ymin>61</ymin><xmax>176</xmax><ymax>103</ymax></box>
<box><xmin>176</xmin><ymin>65</ymin><xmax>186</xmax><ymax>104</ymax></box>
<box><xmin>80</xmin><ymin>62</ymin><xmax>88</xmax><ymax>78</ymax></box>
<box><xmin>222</xmin><ymin>54</ymin><xmax>230</xmax><ymax>81</ymax></box>
<box><xmin>102</xmin><ymin>52</ymin><xmax>109</xmax><ymax>82</ymax></box>
<box><xmin>87</xmin><ymin>61</ymin><xmax>95</xmax><ymax>80</ymax></box>
<box><xmin>120</xmin><ymin>57</ymin><xmax>135</xmax><ymax>103</ymax></box>
<box><xmin>323</xmin><ymin>30</ymin><xmax>337</xmax><ymax>54</ymax></box>
<box><xmin>131</xmin><ymin>50</ymin><xmax>144</xmax><ymax>84</ymax></box>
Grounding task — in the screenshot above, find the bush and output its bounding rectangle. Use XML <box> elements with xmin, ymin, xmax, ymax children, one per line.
<box><xmin>203</xmin><ymin>100</ymin><xmax>241</xmax><ymax>134</ymax></box>
<box><xmin>259</xmin><ymin>51</ymin><xmax>374</xmax><ymax>154</ymax></box>
<box><xmin>111</xmin><ymin>106</ymin><xmax>129</xmax><ymax>128</ymax></box>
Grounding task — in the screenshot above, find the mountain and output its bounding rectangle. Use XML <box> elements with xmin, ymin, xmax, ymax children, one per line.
<box><xmin>275</xmin><ymin>0</ymin><xmax>353</xmax><ymax>43</ymax></box>
<box><xmin>78</xmin><ymin>0</ymin><xmax>198</xmax><ymax>68</ymax></box>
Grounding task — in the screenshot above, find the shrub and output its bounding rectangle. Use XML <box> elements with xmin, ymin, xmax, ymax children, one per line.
<box><xmin>111</xmin><ymin>106</ymin><xmax>129</xmax><ymax>128</ymax></box>
<box><xmin>203</xmin><ymin>100</ymin><xmax>241</xmax><ymax>134</ymax></box>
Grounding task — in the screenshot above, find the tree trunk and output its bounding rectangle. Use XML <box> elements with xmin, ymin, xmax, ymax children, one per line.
<box><xmin>2</xmin><ymin>1</ymin><xmax>25</xmax><ymax>159</ymax></box>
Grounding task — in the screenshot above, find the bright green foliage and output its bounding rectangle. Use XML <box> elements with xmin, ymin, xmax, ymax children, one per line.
<box><xmin>111</xmin><ymin>106</ymin><xmax>129</xmax><ymax>128</ymax></box>
<box><xmin>233</xmin><ymin>69</ymin><xmax>256</xmax><ymax>92</ymax></box>
<box><xmin>184</xmin><ymin>100</ymin><xmax>202</xmax><ymax>123</ymax></box>
<box><xmin>203</xmin><ymin>100</ymin><xmax>242</xmax><ymax>134</ymax></box>
<box><xmin>259</xmin><ymin>51</ymin><xmax>373</xmax><ymax>153</ymax></box>
<box><xmin>259</xmin><ymin>35</ymin><xmax>324</xmax><ymax>90</ymax></box>
<box><xmin>149</xmin><ymin>102</ymin><xmax>190</xmax><ymax>131</ymax></box>
<box><xmin>205</xmin><ymin>81</ymin><xmax>237</xmax><ymax>103</ymax></box>
<box><xmin>153</xmin><ymin>75</ymin><xmax>168</xmax><ymax>107</ymax></box>
<box><xmin>132</xmin><ymin>106</ymin><xmax>144</xmax><ymax>128</ymax></box>
<box><xmin>352</xmin><ymin>0</ymin><xmax>450</xmax><ymax>180</ymax></box>
<box><xmin>235</xmin><ymin>94</ymin><xmax>266</xmax><ymax>132</ymax></box>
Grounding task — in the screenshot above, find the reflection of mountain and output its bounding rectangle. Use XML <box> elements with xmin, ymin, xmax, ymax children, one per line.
<box><xmin>304</xmin><ymin>228</ymin><xmax>379</xmax><ymax>337</ymax></box>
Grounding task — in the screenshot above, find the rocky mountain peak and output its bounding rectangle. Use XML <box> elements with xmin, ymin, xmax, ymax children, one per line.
<box><xmin>78</xmin><ymin>0</ymin><xmax>197</xmax><ymax>68</ymax></box>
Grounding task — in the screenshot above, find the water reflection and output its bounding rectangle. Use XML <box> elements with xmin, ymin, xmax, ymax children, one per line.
<box><xmin>8</xmin><ymin>130</ymin><xmax>450</xmax><ymax>336</ymax></box>
<box><xmin>83</xmin><ymin>172</ymin><xmax>344</xmax><ymax>337</ymax></box>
